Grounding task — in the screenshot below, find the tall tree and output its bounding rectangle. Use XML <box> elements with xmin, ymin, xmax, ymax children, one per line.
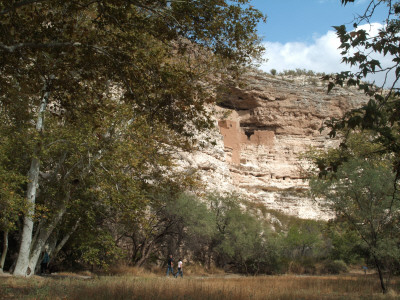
<box><xmin>318</xmin><ymin>2</ymin><xmax>400</xmax><ymax>292</ymax></box>
<box><xmin>0</xmin><ymin>0</ymin><xmax>265</xmax><ymax>276</ymax></box>
<box><xmin>311</xmin><ymin>158</ymin><xmax>400</xmax><ymax>293</ymax></box>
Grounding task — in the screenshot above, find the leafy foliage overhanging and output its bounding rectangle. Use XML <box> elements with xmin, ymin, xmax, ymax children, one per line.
<box><xmin>310</xmin><ymin>0</ymin><xmax>400</xmax><ymax>293</ymax></box>
<box><xmin>0</xmin><ymin>0</ymin><xmax>266</xmax><ymax>275</ymax></box>
<box><xmin>323</xmin><ymin>0</ymin><xmax>400</xmax><ymax>177</ymax></box>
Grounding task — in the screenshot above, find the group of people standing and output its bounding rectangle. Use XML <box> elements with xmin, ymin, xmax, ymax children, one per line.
<box><xmin>166</xmin><ymin>254</ymin><xmax>183</xmax><ymax>278</ymax></box>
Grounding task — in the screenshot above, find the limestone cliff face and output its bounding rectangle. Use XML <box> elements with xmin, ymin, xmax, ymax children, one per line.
<box><xmin>183</xmin><ymin>71</ymin><xmax>368</xmax><ymax>220</ymax></box>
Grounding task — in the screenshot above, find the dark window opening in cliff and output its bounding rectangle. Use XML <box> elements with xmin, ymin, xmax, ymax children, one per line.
<box><xmin>283</xmin><ymin>177</ymin><xmax>286</xmax><ymax>180</ymax></box>
<box><xmin>240</xmin><ymin>123</ymin><xmax>279</xmax><ymax>133</ymax></box>
<box><xmin>244</xmin><ymin>130</ymin><xmax>254</xmax><ymax>140</ymax></box>
<box><xmin>217</xmin><ymin>101</ymin><xmax>249</xmax><ymax>111</ymax></box>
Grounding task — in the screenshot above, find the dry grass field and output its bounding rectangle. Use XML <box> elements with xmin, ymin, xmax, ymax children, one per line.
<box><xmin>1</xmin><ymin>272</ymin><xmax>399</xmax><ymax>299</ymax></box>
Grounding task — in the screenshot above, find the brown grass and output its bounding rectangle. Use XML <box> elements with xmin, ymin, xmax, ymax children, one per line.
<box><xmin>107</xmin><ymin>264</ymin><xmax>225</xmax><ymax>277</ymax></box>
<box><xmin>184</xmin><ymin>263</ymin><xmax>225</xmax><ymax>276</ymax></box>
<box><xmin>107</xmin><ymin>265</ymin><xmax>159</xmax><ymax>277</ymax></box>
<box><xmin>0</xmin><ymin>274</ymin><xmax>399</xmax><ymax>300</ymax></box>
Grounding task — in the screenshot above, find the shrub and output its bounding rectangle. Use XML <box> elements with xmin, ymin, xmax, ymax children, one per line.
<box><xmin>287</xmin><ymin>259</ymin><xmax>317</xmax><ymax>275</ymax></box>
<box><xmin>287</xmin><ymin>261</ymin><xmax>303</xmax><ymax>274</ymax></box>
<box><xmin>108</xmin><ymin>265</ymin><xmax>156</xmax><ymax>277</ymax></box>
<box><xmin>270</xmin><ymin>69</ymin><xmax>277</xmax><ymax>76</ymax></box>
<box><xmin>279</xmin><ymin>69</ymin><xmax>325</xmax><ymax>77</ymax></box>
<box><xmin>321</xmin><ymin>260</ymin><xmax>348</xmax><ymax>274</ymax></box>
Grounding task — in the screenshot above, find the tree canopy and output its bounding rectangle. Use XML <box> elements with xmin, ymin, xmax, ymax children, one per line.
<box><xmin>309</xmin><ymin>1</ymin><xmax>400</xmax><ymax>293</ymax></box>
<box><xmin>0</xmin><ymin>0</ymin><xmax>266</xmax><ymax>276</ymax></box>
<box><xmin>323</xmin><ymin>0</ymin><xmax>400</xmax><ymax>177</ymax></box>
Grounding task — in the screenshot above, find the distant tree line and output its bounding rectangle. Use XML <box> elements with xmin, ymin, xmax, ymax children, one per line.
<box><xmin>269</xmin><ymin>68</ymin><xmax>326</xmax><ymax>77</ymax></box>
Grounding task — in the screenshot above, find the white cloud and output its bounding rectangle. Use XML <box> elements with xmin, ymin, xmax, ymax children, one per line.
<box><xmin>259</xmin><ymin>23</ymin><xmax>397</xmax><ymax>87</ymax></box>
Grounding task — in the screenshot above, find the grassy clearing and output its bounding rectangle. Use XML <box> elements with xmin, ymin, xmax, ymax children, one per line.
<box><xmin>0</xmin><ymin>274</ymin><xmax>399</xmax><ymax>300</ymax></box>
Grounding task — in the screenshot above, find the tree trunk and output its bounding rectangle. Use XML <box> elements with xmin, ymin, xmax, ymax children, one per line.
<box><xmin>207</xmin><ymin>249</ymin><xmax>212</xmax><ymax>269</ymax></box>
<box><xmin>46</xmin><ymin>233</ymin><xmax>58</xmax><ymax>257</ymax></box>
<box><xmin>27</xmin><ymin>202</ymin><xmax>67</xmax><ymax>274</ymax></box>
<box><xmin>13</xmin><ymin>78</ymin><xmax>52</xmax><ymax>276</ymax></box>
<box><xmin>374</xmin><ymin>255</ymin><xmax>387</xmax><ymax>294</ymax></box>
<box><xmin>49</xmin><ymin>218</ymin><xmax>80</xmax><ymax>263</ymax></box>
<box><xmin>0</xmin><ymin>230</ymin><xmax>8</xmax><ymax>272</ymax></box>
<box><xmin>31</xmin><ymin>220</ymin><xmax>44</xmax><ymax>251</ymax></box>
<box><xmin>136</xmin><ymin>240</ymin><xmax>154</xmax><ymax>267</ymax></box>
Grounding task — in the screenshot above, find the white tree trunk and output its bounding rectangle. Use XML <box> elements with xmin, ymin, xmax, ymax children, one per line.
<box><xmin>50</xmin><ymin>218</ymin><xmax>81</xmax><ymax>263</ymax></box>
<box><xmin>27</xmin><ymin>202</ymin><xmax>67</xmax><ymax>274</ymax></box>
<box><xmin>13</xmin><ymin>79</ymin><xmax>52</xmax><ymax>276</ymax></box>
<box><xmin>46</xmin><ymin>233</ymin><xmax>58</xmax><ymax>257</ymax></box>
<box><xmin>0</xmin><ymin>230</ymin><xmax>8</xmax><ymax>272</ymax></box>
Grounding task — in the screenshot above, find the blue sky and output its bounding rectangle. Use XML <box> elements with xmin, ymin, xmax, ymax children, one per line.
<box><xmin>251</xmin><ymin>0</ymin><xmax>393</xmax><ymax>86</ymax></box>
<box><xmin>253</xmin><ymin>0</ymin><xmax>387</xmax><ymax>43</ymax></box>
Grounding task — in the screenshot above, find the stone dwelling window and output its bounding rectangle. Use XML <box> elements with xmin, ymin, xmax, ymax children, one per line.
<box><xmin>244</xmin><ymin>130</ymin><xmax>254</xmax><ymax>140</ymax></box>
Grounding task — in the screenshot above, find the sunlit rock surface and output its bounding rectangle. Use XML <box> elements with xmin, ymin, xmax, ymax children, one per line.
<box><xmin>184</xmin><ymin>71</ymin><xmax>368</xmax><ymax>220</ymax></box>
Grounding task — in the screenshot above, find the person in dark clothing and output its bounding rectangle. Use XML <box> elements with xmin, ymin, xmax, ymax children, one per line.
<box><xmin>41</xmin><ymin>250</ymin><xmax>50</xmax><ymax>274</ymax></box>
<box><xmin>166</xmin><ymin>254</ymin><xmax>174</xmax><ymax>276</ymax></box>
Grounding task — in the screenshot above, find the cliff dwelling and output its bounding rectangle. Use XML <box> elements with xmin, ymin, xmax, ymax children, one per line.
<box><xmin>218</xmin><ymin>119</ymin><xmax>275</xmax><ymax>165</ymax></box>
